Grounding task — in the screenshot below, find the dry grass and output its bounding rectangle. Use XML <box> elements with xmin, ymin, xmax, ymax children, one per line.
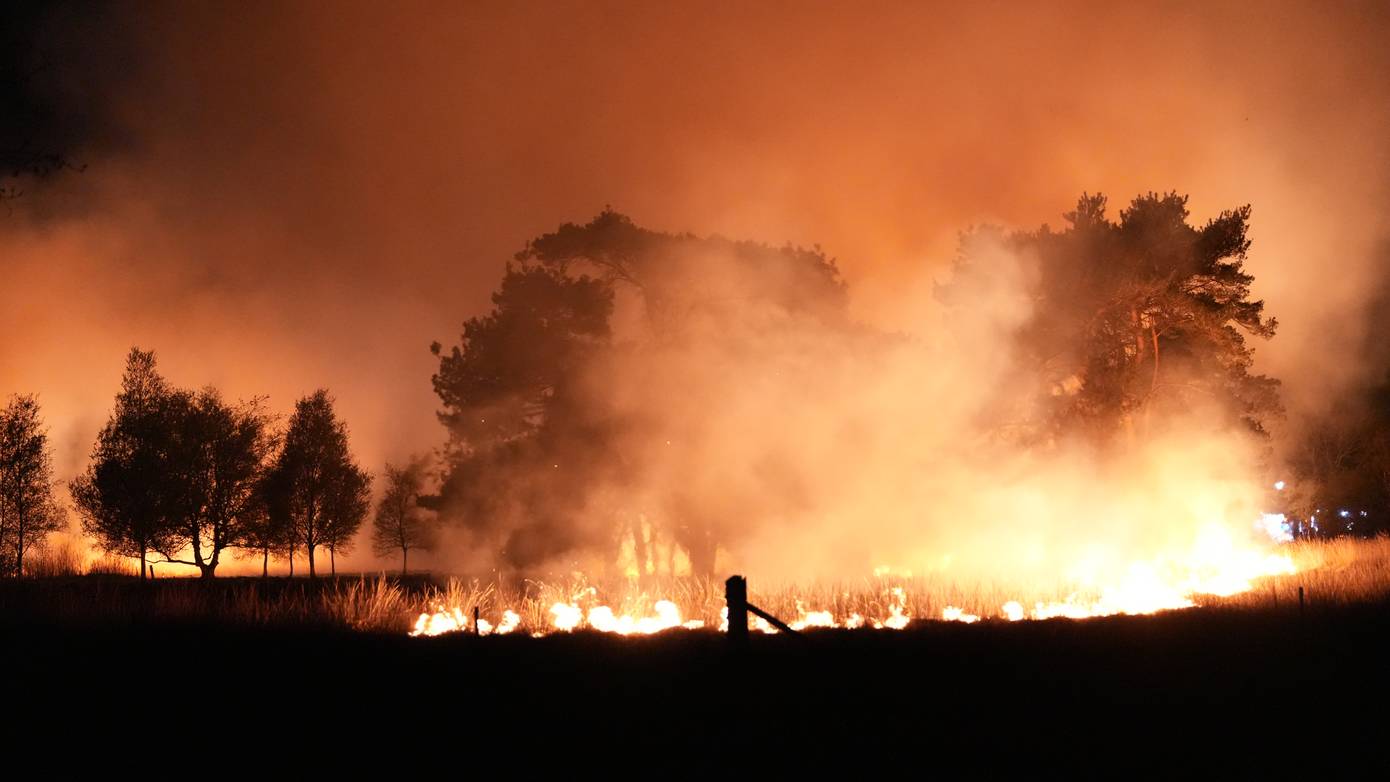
<box><xmin>23</xmin><ymin>539</ymin><xmax>86</xmax><ymax>578</ymax></box>
<box><xmin>408</xmin><ymin>535</ymin><xmax>1390</xmax><ymax>632</ymax></box>
<box><xmin>1212</xmin><ymin>536</ymin><xmax>1390</xmax><ymax>610</ymax></box>
<box><xmin>87</xmin><ymin>553</ymin><xmax>139</xmax><ymax>576</ymax></box>
<box><xmin>324</xmin><ymin>577</ymin><xmax>411</xmax><ymax>631</ymax></box>
<box><xmin>6</xmin><ymin>536</ymin><xmax>1390</xmax><ymax>634</ymax></box>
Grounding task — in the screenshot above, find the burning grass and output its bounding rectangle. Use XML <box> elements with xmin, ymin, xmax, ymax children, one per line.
<box><xmin>6</xmin><ymin>536</ymin><xmax>1390</xmax><ymax>635</ymax></box>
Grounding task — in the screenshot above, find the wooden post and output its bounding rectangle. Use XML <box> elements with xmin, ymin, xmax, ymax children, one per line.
<box><xmin>473</xmin><ymin>606</ymin><xmax>481</xmax><ymax>636</ymax></box>
<box><xmin>726</xmin><ymin>575</ymin><xmax>749</xmax><ymax>649</ymax></box>
<box><xmin>1298</xmin><ymin>586</ymin><xmax>1305</xmax><ymax>617</ymax></box>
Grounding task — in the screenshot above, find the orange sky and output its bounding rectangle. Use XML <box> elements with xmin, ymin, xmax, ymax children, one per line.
<box><xmin>3</xmin><ymin>1</ymin><xmax>1389</xmax><ymax>573</ymax></box>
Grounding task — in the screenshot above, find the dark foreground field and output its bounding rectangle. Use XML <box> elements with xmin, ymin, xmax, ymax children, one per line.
<box><xmin>6</xmin><ymin>583</ymin><xmax>1390</xmax><ymax>774</ymax></box>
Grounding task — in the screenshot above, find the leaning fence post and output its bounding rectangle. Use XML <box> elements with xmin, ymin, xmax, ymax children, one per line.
<box><xmin>473</xmin><ymin>606</ymin><xmax>481</xmax><ymax>635</ymax></box>
<box><xmin>726</xmin><ymin>575</ymin><xmax>749</xmax><ymax>649</ymax></box>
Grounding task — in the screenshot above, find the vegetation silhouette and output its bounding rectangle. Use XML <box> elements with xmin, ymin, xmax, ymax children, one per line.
<box><xmin>372</xmin><ymin>457</ymin><xmax>438</xmax><ymax>575</ymax></box>
<box><xmin>0</xmin><ymin>393</ymin><xmax>64</xmax><ymax>575</ymax></box>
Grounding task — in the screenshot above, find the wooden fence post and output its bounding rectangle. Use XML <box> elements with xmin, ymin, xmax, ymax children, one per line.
<box><xmin>726</xmin><ymin>575</ymin><xmax>749</xmax><ymax>649</ymax></box>
<box><xmin>473</xmin><ymin>606</ymin><xmax>481</xmax><ymax>635</ymax></box>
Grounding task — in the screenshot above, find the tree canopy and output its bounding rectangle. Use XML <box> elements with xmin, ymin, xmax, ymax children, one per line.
<box><xmin>263</xmin><ymin>390</ymin><xmax>370</xmax><ymax>578</ymax></box>
<box><xmin>429</xmin><ymin>210</ymin><xmax>850</xmax><ymax>574</ymax></box>
<box><xmin>70</xmin><ymin>348</ymin><xmax>182</xmax><ymax>580</ymax></box>
<box><xmin>70</xmin><ymin>348</ymin><xmax>280</xmax><ymax>578</ymax></box>
<box><xmin>156</xmin><ymin>389</ymin><xmax>277</xmax><ymax>578</ymax></box>
<box><xmin>429</xmin><ymin>199</ymin><xmax>1287</xmax><ymax>574</ymax></box>
<box><xmin>372</xmin><ymin>458</ymin><xmax>436</xmax><ymax>575</ymax></box>
<box><xmin>0</xmin><ymin>393</ymin><xmax>65</xmax><ymax>576</ymax></box>
<box><xmin>944</xmin><ymin>191</ymin><xmax>1280</xmax><ymax>445</ymax></box>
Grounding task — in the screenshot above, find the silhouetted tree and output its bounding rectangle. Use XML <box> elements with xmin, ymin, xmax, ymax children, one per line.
<box><xmin>0</xmin><ymin>394</ymin><xmax>65</xmax><ymax>576</ymax></box>
<box><xmin>429</xmin><ymin>210</ymin><xmax>849</xmax><ymax>575</ymax></box>
<box><xmin>152</xmin><ymin>389</ymin><xmax>277</xmax><ymax>578</ymax></box>
<box><xmin>372</xmin><ymin>459</ymin><xmax>436</xmax><ymax>574</ymax></box>
<box><xmin>944</xmin><ymin>192</ymin><xmax>1280</xmax><ymax>445</ymax></box>
<box><xmin>1282</xmin><ymin>377</ymin><xmax>1390</xmax><ymax>539</ymax></box>
<box><xmin>428</xmin><ymin>262</ymin><xmax>613</xmax><ymax>566</ymax></box>
<box><xmin>239</xmin><ymin>471</ymin><xmax>290</xmax><ymax>577</ymax></box>
<box><xmin>322</xmin><ymin>460</ymin><xmax>370</xmax><ymax>577</ymax></box>
<box><xmin>263</xmin><ymin>390</ymin><xmax>368</xmax><ymax>578</ymax></box>
<box><xmin>70</xmin><ymin>348</ymin><xmax>181</xmax><ymax>580</ymax></box>
<box><xmin>431</xmin><ymin>263</ymin><xmax>613</xmax><ymax>454</ymax></box>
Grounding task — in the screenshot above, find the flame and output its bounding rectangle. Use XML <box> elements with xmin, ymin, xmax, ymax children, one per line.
<box><xmin>410</xmin><ymin>606</ymin><xmax>524</xmax><ymax>637</ymax></box>
<box><xmin>942</xmin><ymin>606</ymin><xmax>980</xmax><ymax>623</ymax></box>
<box><xmin>940</xmin><ymin>519</ymin><xmax>1296</xmax><ymax>623</ymax></box>
<box><xmin>409</xmin><ymin>514</ymin><xmax>1297</xmax><ymax>637</ymax></box>
<box><xmin>548</xmin><ymin>598</ymin><xmax>707</xmax><ymax>635</ymax></box>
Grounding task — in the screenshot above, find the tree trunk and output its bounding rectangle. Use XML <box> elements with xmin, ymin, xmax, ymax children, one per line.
<box><xmin>401</xmin><ymin>546</ymin><xmax>408</xmax><ymax>576</ymax></box>
<box><xmin>289</xmin><ymin>550</ymin><xmax>294</xmax><ymax>577</ymax></box>
<box><xmin>330</xmin><ymin>545</ymin><xmax>336</xmax><ymax>577</ymax></box>
<box><xmin>307</xmin><ymin>545</ymin><xmax>316</xmax><ymax>579</ymax></box>
<box><xmin>1150</xmin><ymin>326</ymin><xmax>1161</xmax><ymax>392</ymax></box>
<box><xmin>1142</xmin><ymin>325</ymin><xmax>1161</xmax><ymax>440</ymax></box>
<box><xmin>15</xmin><ymin>518</ymin><xmax>24</xmax><ymax>578</ymax></box>
<box><xmin>140</xmin><ymin>546</ymin><xmax>147</xmax><ymax>582</ymax></box>
<box><xmin>262</xmin><ymin>547</ymin><xmax>269</xmax><ymax>578</ymax></box>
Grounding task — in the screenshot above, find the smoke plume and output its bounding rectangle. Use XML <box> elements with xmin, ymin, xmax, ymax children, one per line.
<box><xmin>2</xmin><ymin>2</ymin><xmax>1389</xmax><ymax>574</ymax></box>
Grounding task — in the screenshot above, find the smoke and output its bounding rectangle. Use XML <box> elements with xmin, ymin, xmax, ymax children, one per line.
<box><xmin>2</xmin><ymin>2</ymin><xmax>1389</xmax><ymax>573</ymax></box>
<box><xmin>437</xmin><ymin>228</ymin><xmax>1272</xmax><ymax>588</ymax></box>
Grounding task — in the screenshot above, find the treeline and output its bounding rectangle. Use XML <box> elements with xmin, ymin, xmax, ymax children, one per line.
<box><xmin>2</xmin><ymin>347</ymin><xmax>440</xmax><ymax>578</ymax></box>
<box><xmin>1285</xmin><ymin>383</ymin><xmax>1390</xmax><ymax>539</ymax></box>
<box><xmin>424</xmin><ymin>197</ymin><xmax>1286</xmax><ymax>573</ymax></box>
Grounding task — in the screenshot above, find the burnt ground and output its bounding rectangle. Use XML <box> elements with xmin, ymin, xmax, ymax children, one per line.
<box><xmin>5</xmin><ymin>593</ymin><xmax>1390</xmax><ymax>774</ymax></box>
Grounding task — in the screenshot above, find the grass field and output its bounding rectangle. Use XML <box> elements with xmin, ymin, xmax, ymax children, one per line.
<box><xmin>7</xmin><ymin>536</ymin><xmax>1390</xmax><ymax>635</ymax></box>
<box><xmin>7</xmin><ymin>536</ymin><xmax>1390</xmax><ymax>772</ymax></box>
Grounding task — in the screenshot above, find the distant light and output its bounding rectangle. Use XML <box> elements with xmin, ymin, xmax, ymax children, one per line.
<box><xmin>1257</xmin><ymin>513</ymin><xmax>1293</xmax><ymax>543</ymax></box>
<box><xmin>1339</xmin><ymin>509</ymin><xmax>1351</xmax><ymax>519</ymax></box>
<box><xmin>1274</xmin><ymin>481</ymin><xmax>1286</xmax><ymax>491</ymax></box>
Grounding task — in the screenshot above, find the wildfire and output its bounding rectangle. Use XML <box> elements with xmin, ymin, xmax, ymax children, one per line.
<box><xmin>548</xmin><ymin>598</ymin><xmax>706</xmax><ymax>635</ymax></box>
<box><xmin>411</xmin><ymin>607</ymin><xmax>521</xmax><ymax>637</ymax></box>
<box><xmin>941</xmin><ymin>519</ymin><xmax>1297</xmax><ymax>623</ymax></box>
<box><xmin>410</xmin><ymin>517</ymin><xmax>1298</xmax><ymax>637</ymax></box>
<box><xmin>409</xmin><ymin>582</ymin><xmax>916</xmax><ymax>638</ymax></box>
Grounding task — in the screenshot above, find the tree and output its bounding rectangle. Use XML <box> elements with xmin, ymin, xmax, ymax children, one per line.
<box><xmin>239</xmin><ymin>473</ymin><xmax>290</xmax><ymax>577</ymax></box>
<box><xmin>430</xmin><ymin>263</ymin><xmax>613</xmax><ymax>455</ymax></box>
<box><xmin>428</xmin><ymin>210</ymin><xmax>850</xmax><ymax>575</ymax></box>
<box><xmin>944</xmin><ymin>192</ymin><xmax>1280</xmax><ymax>445</ymax></box>
<box><xmin>70</xmin><ymin>348</ymin><xmax>181</xmax><ymax>581</ymax></box>
<box><xmin>0</xmin><ymin>394</ymin><xmax>65</xmax><ymax>576</ymax></box>
<box><xmin>372</xmin><ymin>459</ymin><xmax>436</xmax><ymax>575</ymax></box>
<box><xmin>1282</xmin><ymin>375</ymin><xmax>1390</xmax><ymax>540</ymax></box>
<box><xmin>153</xmin><ymin>389</ymin><xmax>277</xmax><ymax>578</ymax></box>
<box><xmin>321</xmin><ymin>459</ymin><xmax>370</xmax><ymax>576</ymax></box>
<box><xmin>263</xmin><ymin>390</ymin><xmax>369</xmax><ymax>578</ymax></box>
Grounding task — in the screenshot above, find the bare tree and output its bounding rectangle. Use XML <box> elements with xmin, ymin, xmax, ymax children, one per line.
<box><xmin>371</xmin><ymin>458</ymin><xmax>436</xmax><ymax>575</ymax></box>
